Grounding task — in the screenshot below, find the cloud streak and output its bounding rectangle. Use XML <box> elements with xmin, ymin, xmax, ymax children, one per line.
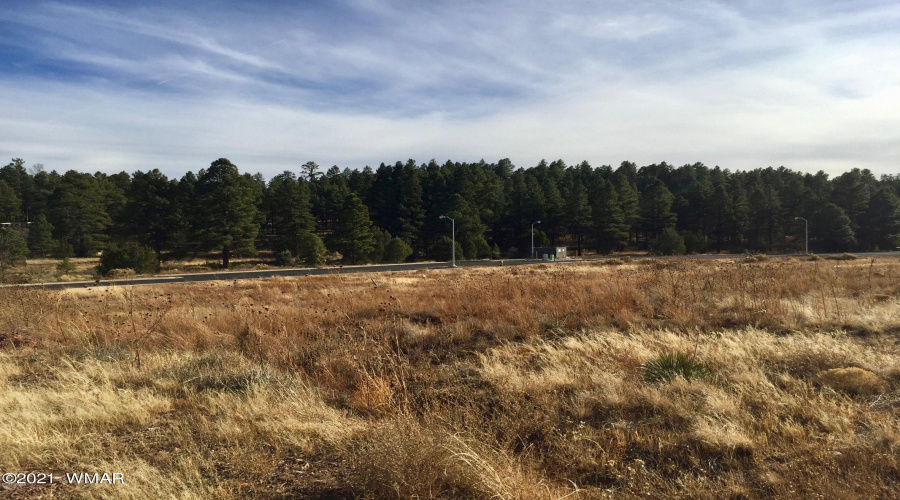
<box><xmin>0</xmin><ymin>0</ymin><xmax>898</xmax><ymax>177</ymax></box>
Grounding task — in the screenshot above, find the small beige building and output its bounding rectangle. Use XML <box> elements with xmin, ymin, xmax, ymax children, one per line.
<box><xmin>534</xmin><ymin>246</ymin><xmax>567</xmax><ymax>260</ymax></box>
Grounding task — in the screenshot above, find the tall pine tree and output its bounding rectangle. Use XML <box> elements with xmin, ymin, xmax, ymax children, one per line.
<box><xmin>192</xmin><ymin>159</ymin><xmax>260</xmax><ymax>268</ymax></box>
<box><xmin>331</xmin><ymin>193</ymin><xmax>375</xmax><ymax>264</ymax></box>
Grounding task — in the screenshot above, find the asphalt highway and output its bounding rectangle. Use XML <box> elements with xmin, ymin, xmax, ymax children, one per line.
<box><xmin>7</xmin><ymin>251</ymin><xmax>898</xmax><ymax>290</ymax></box>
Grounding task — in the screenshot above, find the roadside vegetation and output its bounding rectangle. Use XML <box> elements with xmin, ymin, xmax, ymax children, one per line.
<box><xmin>1</xmin><ymin>257</ymin><xmax>899</xmax><ymax>498</ymax></box>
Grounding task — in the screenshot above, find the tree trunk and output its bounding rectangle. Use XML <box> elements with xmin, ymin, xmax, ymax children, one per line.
<box><xmin>222</xmin><ymin>245</ymin><xmax>230</xmax><ymax>268</ymax></box>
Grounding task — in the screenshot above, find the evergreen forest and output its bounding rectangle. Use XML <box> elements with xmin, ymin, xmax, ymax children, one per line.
<box><xmin>1</xmin><ymin>157</ymin><xmax>899</xmax><ymax>267</ymax></box>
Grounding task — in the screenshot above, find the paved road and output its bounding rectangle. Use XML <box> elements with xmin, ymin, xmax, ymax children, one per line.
<box><xmin>7</xmin><ymin>251</ymin><xmax>898</xmax><ymax>290</ymax></box>
<box><xmin>10</xmin><ymin>258</ymin><xmax>542</xmax><ymax>290</ymax></box>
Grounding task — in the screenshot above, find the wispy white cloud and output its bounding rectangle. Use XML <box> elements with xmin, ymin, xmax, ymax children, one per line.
<box><xmin>0</xmin><ymin>0</ymin><xmax>899</xmax><ymax>177</ymax></box>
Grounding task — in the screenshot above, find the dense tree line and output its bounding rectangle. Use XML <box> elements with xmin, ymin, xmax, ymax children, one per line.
<box><xmin>1</xmin><ymin>157</ymin><xmax>899</xmax><ymax>268</ymax></box>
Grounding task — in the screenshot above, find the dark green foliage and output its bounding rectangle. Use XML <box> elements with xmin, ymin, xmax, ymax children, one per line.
<box><xmin>644</xmin><ymin>352</ymin><xmax>711</xmax><ymax>383</ymax></box>
<box><xmin>831</xmin><ymin>168</ymin><xmax>875</xmax><ymax>233</ymax></box>
<box><xmin>296</xmin><ymin>231</ymin><xmax>326</xmax><ymax>266</ymax></box>
<box><xmin>369</xmin><ymin>227</ymin><xmax>392</xmax><ymax>263</ymax></box>
<box><xmin>193</xmin><ymin>159</ymin><xmax>260</xmax><ymax>268</ymax></box>
<box><xmin>274</xmin><ymin>250</ymin><xmax>293</xmax><ymax>267</ymax></box>
<box><xmin>49</xmin><ymin>171</ymin><xmax>111</xmax><ymax>256</ymax></box>
<box><xmin>266</xmin><ymin>172</ymin><xmax>314</xmax><ymax>257</ymax></box>
<box><xmin>649</xmin><ymin>227</ymin><xmax>686</xmax><ymax>255</ymax></box>
<box><xmin>383</xmin><ymin>237</ymin><xmax>413</xmax><ymax>263</ymax></box>
<box><xmin>2</xmin><ymin>155</ymin><xmax>899</xmax><ymax>263</ymax></box>
<box><xmin>681</xmin><ymin>230</ymin><xmax>707</xmax><ymax>254</ymax></box>
<box><xmin>428</xmin><ymin>236</ymin><xmax>464</xmax><ymax>262</ymax></box>
<box><xmin>0</xmin><ymin>179</ymin><xmax>20</xmax><ymax>221</ymax></box>
<box><xmin>98</xmin><ymin>243</ymin><xmax>160</xmax><ymax>276</ymax></box>
<box><xmin>640</xmin><ymin>179</ymin><xmax>676</xmax><ymax>240</ymax></box>
<box><xmin>591</xmin><ymin>178</ymin><xmax>628</xmax><ymax>253</ymax></box>
<box><xmin>122</xmin><ymin>169</ymin><xmax>181</xmax><ymax>256</ymax></box>
<box><xmin>332</xmin><ymin>193</ymin><xmax>375</xmax><ymax>264</ymax></box>
<box><xmin>613</xmin><ymin>173</ymin><xmax>640</xmax><ymax>239</ymax></box>
<box><xmin>27</xmin><ymin>213</ymin><xmax>55</xmax><ymax>256</ymax></box>
<box><xmin>812</xmin><ymin>203</ymin><xmax>855</xmax><ymax>252</ymax></box>
<box><xmin>859</xmin><ymin>187</ymin><xmax>900</xmax><ymax>251</ymax></box>
<box><xmin>0</xmin><ymin>227</ymin><xmax>28</xmax><ymax>267</ymax></box>
<box><xmin>564</xmin><ymin>180</ymin><xmax>591</xmax><ymax>256</ymax></box>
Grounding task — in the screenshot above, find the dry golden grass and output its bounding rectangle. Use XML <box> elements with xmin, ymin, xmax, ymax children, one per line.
<box><xmin>1</xmin><ymin>256</ymin><xmax>899</xmax><ymax>498</ymax></box>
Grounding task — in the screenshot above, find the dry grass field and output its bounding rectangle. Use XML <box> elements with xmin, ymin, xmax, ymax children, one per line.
<box><xmin>1</xmin><ymin>257</ymin><xmax>899</xmax><ymax>499</ymax></box>
<box><xmin>0</xmin><ymin>255</ymin><xmax>283</xmax><ymax>284</ymax></box>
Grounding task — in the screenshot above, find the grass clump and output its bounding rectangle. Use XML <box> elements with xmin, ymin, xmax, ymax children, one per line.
<box><xmin>643</xmin><ymin>351</ymin><xmax>711</xmax><ymax>383</ymax></box>
<box><xmin>828</xmin><ymin>252</ymin><xmax>859</xmax><ymax>260</ymax></box>
<box><xmin>817</xmin><ymin>367</ymin><xmax>887</xmax><ymax>395</ymax></box>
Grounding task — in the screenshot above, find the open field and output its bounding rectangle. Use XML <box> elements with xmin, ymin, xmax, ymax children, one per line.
<box><xmin>1</xmin><ymin>257</ymin><xmax>900</xmax><ymax>499</ymax></box>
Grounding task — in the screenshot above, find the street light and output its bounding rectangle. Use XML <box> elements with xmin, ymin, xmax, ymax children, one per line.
<box><xmin>794</xmin><ymin>217</ymin><xmax>808</xmax><ymax>255</ymax></box>
<box><xmin>531</xmin><ymin>220</ymin><xmax>541</xmax><ymax>260</ymax></box>
<box><xmin>439</xmin><ymin>215</ymin><xmax>456</xmax><ymax>267</ymax></box>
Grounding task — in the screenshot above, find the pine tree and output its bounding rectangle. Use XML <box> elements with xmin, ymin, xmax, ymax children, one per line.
<box><xmin>812</xmin><ymin>203</ymin><xmax>855</xmax><ymax>252</ymax></box>
<box><xmin>56</xmin><ymin>256</ymin><xmax>75</xmax><ymax>276</ymax></box>
<box><xmin>708</xmin><ymin>184</ymin><xmax>732</xmax><ymax>253</ymax></box>
<box><xmin>49</xmin><ymin>171</ymin><xmax>111</xmax><ymax>256</ymax></box>
<box><xmin>0</xmin><ymin>159</ymin><xmax>32</xmax><ymax>220</ymax></box>
<box><xmin>728</xmin><ymin>177</ymin><xmax>750</xmax><ymax>249</ymax></box>
<box><xmin>542</xmin><ymin>181</ymin><xmax>565</xmax><ymax>243</ymax></box>
<box><xmin>831</xmin><ymin>168</ymin><xmax>875</xmax><ymax>233</ymax></box>
<box><xmin>192</xmin><ymin>159</ymin><xmax>260</xmax><ymax>268</ymax></box>
<box><xmin>301</xmin><ymin>161</ymin><xmax>321</xmax><ymax>181</ymax></box>
<box><xmin>613</xmin><ymin>174</ymin><xmax>640</xmax><ymax>241</ymax></box>
<box><xmin>591</xmin><ymin>179</ymin><xmax>628</xmax><ymax>253</ymax></box>
<box><xmin>27</xmin><ymin>213</ymin><xmax>54</xmax><ymax>256</ymax></box>
<box><xmin>296</xmin><ymin>231</ymin><xmax>327</xmax><ymax>266</ymax></box>
<box><xmin>859</xmin><ymin>187</ymin><xmax>900</xmax><ymax>251</ymax></box>
<box><xmin>369</xmin><ymin>227</ymin><xmax>392</xmax><ymax>263</ymax></box>
<box><xmin>331</xmin><ymin>193</ymin><xmax>375</xmax><ymax>264</ymax></box>
<box><xmin>0</xmin><ymin>179</ymin><xmax>21</xmax><ymax>222</ymax></box>
<box><xmin>123</xmin><ymin>169</ymin><xmax>178</xmax><ymax>257</ymax></box>
<box><xmin>446</xmin><ymin>194</ymin><xmax>489</xmax><ymax>259</ymax></box>
<box><xmin>0</xmin><ymin>227</ymin><xmax>28</xmax><ymax>267</ymax></box>
<box><xmin>267</xmin><ymin>172</ymin><xmax>314</xmax><ymax>256</ymax></box>
<box><xmin>564</xmin><ymin>181</ymin><xmax>591</xmax><ymax>256</ymax></box>
<box><xmin>639</xmin><ymin>179</ymin><xmax>677</xmax><ymax>240</ymax></box>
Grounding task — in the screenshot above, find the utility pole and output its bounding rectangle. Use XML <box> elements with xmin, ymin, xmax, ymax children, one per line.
<box><xmin>794</xmin><ymin>217</ymin><xmax>808</xmax><ymax>255</ymax></box>
<box><xmin>531</xmin><ymin>220</ymin><xmax>541</xmax><ymax>260</ymax></box>
<box><xmin>439</xmin><ymin>215</ymin><xmax>456</xmax><ymax>267</ymax></box>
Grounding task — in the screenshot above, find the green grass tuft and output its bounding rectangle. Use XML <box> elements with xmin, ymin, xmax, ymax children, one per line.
<box><xmin>643</xmin><ymin>351</ymin><xmax>711</xmax><ymax>383</ymax></box>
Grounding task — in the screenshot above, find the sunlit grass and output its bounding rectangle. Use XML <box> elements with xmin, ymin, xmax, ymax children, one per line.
<box><xmin>1</xmin><ymin>257</ymin><xmax>899</xmax><ymax>498</ymax></box>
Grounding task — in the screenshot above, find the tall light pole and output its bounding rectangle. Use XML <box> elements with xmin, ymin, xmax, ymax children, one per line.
<box><xmin>439</xmin><ymin>215</ymin><xmax>456</xmax><ymax>267</ymax></box>
<box><xmin>794</xmin><ymin>216</ymin><xmax>808</xmax><ymax>255</ymax></box>
<box><xmin>531</xmin><ymin>220</ymin><xmax>541</xmax><ymax>260</ymax></box>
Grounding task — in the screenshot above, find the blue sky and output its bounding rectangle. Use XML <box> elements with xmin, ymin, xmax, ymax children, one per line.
<box><xmin>1</xmin><ymin>0</ymin><xmax>899</xmax><ymax>177</ymax></box>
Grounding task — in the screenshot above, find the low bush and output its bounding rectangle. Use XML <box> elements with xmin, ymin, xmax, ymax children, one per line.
<box><xmin>297</xmin><ymin>231</ymin><xmax>327</xmax><ymax>266</ymax></box>
<box><xmin>273</xmin><ymin>250</ymin><xmax>293</xmax><ymax>267</ymax></box>
<box><xmin>97</xmin><ymin>243</ymin><xmax>160</xmax><ymax>276</ymax></box>
<box><xmin>649</xmin><ymin>227</ymin><xmax>686</xmax><ymax>256</ymax></box>
<box><xmin>383</xmin><ymin>237</ymin><xmax>413</xmax><ymax>263</ymax></box>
